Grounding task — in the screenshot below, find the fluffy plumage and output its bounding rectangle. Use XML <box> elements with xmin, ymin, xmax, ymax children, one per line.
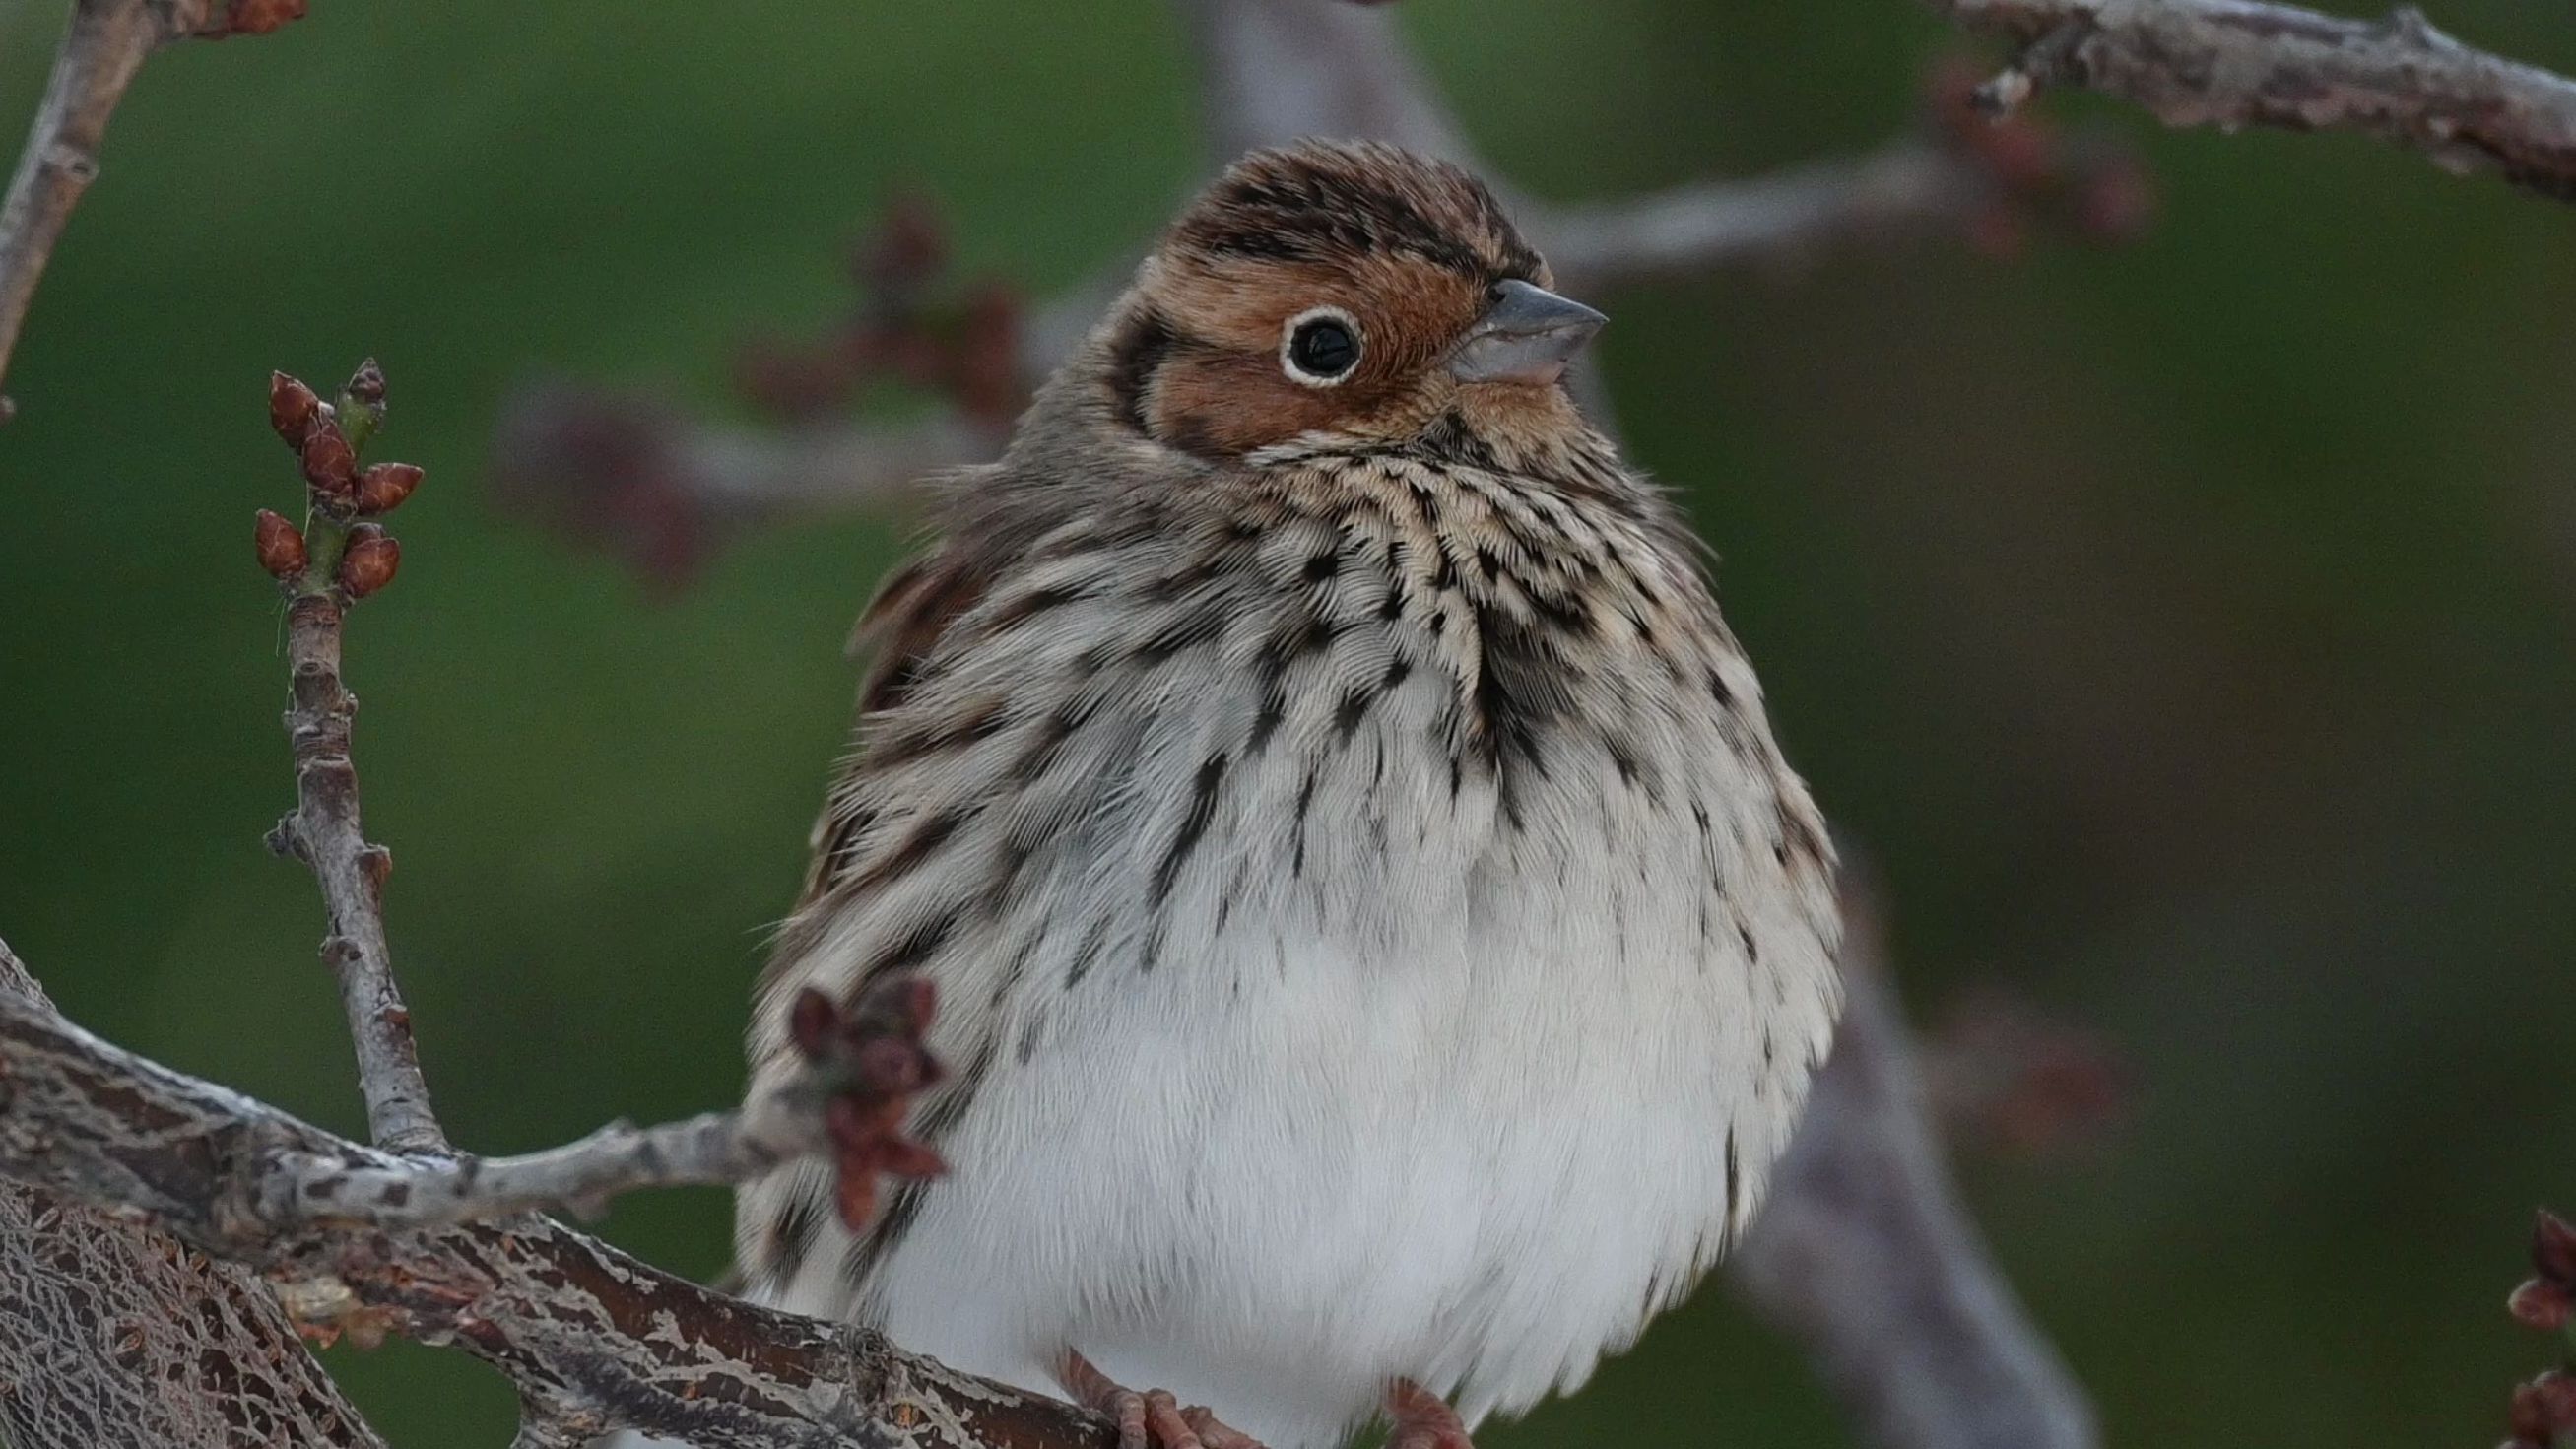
<box><xmin>735</xmin><ymin>140</ymin><xmax>1842</xmax><ymax>1449</ymax></box>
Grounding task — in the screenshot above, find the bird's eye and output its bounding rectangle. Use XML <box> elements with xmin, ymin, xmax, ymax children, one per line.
<box><xmin>1282</xmin><ymin>308</ymin><xmax>1363</xmax><ymax>386</ymax></box>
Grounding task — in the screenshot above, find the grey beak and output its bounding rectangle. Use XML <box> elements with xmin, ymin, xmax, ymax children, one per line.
<box><xmin>1447</xmin><ymin>279</ymin><xmax>1608</xmax><ymax>385</ymax></box>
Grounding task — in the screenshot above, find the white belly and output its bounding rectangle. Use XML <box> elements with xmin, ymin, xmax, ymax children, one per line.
<box><xmin>768</xmin><ymin>709</ymin><xmax>1834</xmax><ymax>1449</ymax></box>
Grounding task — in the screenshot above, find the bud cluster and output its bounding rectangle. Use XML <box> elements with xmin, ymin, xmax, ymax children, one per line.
<box><xmin>256</xmin><ymin>361</ymin><xmax>424</xmax><ymax>600</ymax></box>
<box><xmin>786</xmin><ymin>977</ymin><xmax>948</xmax><ymax>1232</ymax></box>
<box><xmin>731</xmin><ymin>194</ymin><xmax>1028</xmax><ymax>429</ymax></box>
<box><xmin>1924</xmin><ymin>57</ymin><xmax>2156</xmax><ymax>258</ymax></box>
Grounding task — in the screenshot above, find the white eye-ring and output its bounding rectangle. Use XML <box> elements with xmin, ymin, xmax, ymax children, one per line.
<box><xmin>1281</xmin><ymin>306</ymin><xmax>1364</xmax><ymax>387</ymax></box>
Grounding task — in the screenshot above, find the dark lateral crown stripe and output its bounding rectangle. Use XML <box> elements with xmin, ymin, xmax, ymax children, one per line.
<box><xmin>1186</xmin><ymin>170</ymin><xmax>1540</xmax><ymax>280</ymax></box>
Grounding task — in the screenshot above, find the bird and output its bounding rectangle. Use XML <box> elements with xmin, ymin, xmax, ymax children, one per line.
<box><xmin>731</xmin><ymin>139</ymin><xmax>1843</xmax><ymax>1449</ymax></box>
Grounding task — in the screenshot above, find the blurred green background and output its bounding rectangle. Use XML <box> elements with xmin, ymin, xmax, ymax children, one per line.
<box><xmin>4</xmin><ymin>0</ymin><xmax>2573</xmax><ymax>1443</ymax></box>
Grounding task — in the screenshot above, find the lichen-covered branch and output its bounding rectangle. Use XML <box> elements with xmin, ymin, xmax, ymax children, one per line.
<box><xmin>0</xmin><ymin>937</ymin><xmax>385</xmax><ymax>1449</ymax></box>
<box><xmin>0</xmin><ymin>0</ymin><xmax>304</xmax><ymax>419</ymax></box>
<box><xmin>1930</xmin><ymin>0</ymin><xmax>2576</xmax><ymax>200</ymax></box>
<box><xmin>0</xmin><ymin>950</ymin><xmax>1098</xmax><ymax>1449</ymax></box>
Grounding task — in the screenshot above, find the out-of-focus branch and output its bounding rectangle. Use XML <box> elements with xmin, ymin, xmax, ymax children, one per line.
<box><xmin>1173</xmin><ymin>0</ymin><xmax>1472</xmax><ymax>163</ymax></box>
<box><xmin>0</xmin><ymin>958</ymin><xmax>1108</xmax><ymax>1449</ymax></box>
<box><xmin>0</xmin><ymin>938</ymin><xmax>385</xmax><ymax>1449</ymax></box>
<box><xmin>1733</xmin><ymin>884</ymin><xmax>2099</xmax><ymax>1449</ymax></box>
<box><xmin>1540</xmin><ymin>141</ymin><xmax>1979</xmax><ymax>289</ymax></box>
<box><xmin>490</xmin><ymin>383</ymin><xmax>1004</xmax><ymax>582</ymax></box>
<box><xmin>1930</xmin><ymin>0</ymin><xmax>2576</xmax><ymax>201</ymax></box>
<box><xmin>0</xmin><ymin>0</ymin><xmax>305</xmax><ymax>419</ymax></box>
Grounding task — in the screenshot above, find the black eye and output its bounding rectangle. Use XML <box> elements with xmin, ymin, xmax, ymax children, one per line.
<box><xmin>1286</xmin><ymin>313</ymin><xmax>1361</xmax><ymax>382</ymax></box>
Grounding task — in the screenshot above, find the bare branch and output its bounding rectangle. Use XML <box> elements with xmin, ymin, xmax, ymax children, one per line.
<box><xmin>1173</xmin><ymin>0</ymin><xmax>1473</xmax><ymax>162</ymax></box>
<box><xmin>269</xmin><ymin>585</ymin><xmax>444</xmax><ymax>1152</ymax></box>
<box><xmin>1929</xmin><ymin>0</ymin><xmax>2576</xmax><ymax>200</ymax></box>
<box><xmin>1538</xmin><ymin>141</ymin><xmax>1983</xmax><ymax>290</ymax></box>
<box><xmin>1732</xmin><ymin>886</ymin><xmax>2099</xmax><ymax>1449</ymax></box>
<box><xmin>260</xmin><ymin>364</ymin><xmax>444</xmax><ymax>1153</ymax></box>
<box><xmin>0</xmin><ymin>0</ymin><xmax>304</xmax><ymax>419</ymax></box>
<box><xmin>263</xmin><ymin>1112</ymin><xmax>806</xmax><ymax>1233</ymax></box>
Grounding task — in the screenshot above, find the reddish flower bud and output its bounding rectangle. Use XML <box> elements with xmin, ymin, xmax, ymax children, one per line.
<box><xmin>253</xmin><ymin>509</ymin><xmax>306</xmax><ymax>579</ymax></box>
<box><xmin>337</xmin><ymin>524</ymin><xmax>400</xmax><ymax>599</ymax></box>
<box><xmin>2512</xmin><ymin>1382</ymin><xmax>2551</xmax><ymax>1441</ymax></box>
<box><xmin>952</xmin><ymin>282</ymin><xmax>1027</xmax><ymax>427</ymax></box>
<box><xmin>854</xmin><ymin>193</ymin><xmax>949</xmax><ymax>296</ymax></box>
<box><xmin>890</xmin><ymin>976</ymin><xmax>938</xmax><ymax>1032</ymax></box>
<box><xmin>790</xmin><ymin>987</ymin><xmax>838</xmax><ymax>1060</ymax></box>
<box><xmin>299</xmin><ymin>422</ymin><xmax>357</xmax><ymax>501</ymax></box>
<box><xmin>2534</xmin><ymin>1371</ymin><xmax>2576</xmax><ymax>1429</ymax></box>
<box><xmin>345</xmin><ymin>358</ymin><xmax>387</xmax><ymax>406</ymax></box>
<box><xmin>855</xmin><ymin>1036</ymin><xmax>933</xmax><ymax>1095</ymax></box>
<box><xmin>2537</xmin><ymin>1210</ymin><xmax>2576</xmax><ymax>1285</ymax></box>
<box><xmin>2510</xmin><ymin>1280</ymin><xmax>2571</xmax><ymax>1331</ymax></box>
<box><xmin>1965</xmin><ymin>208</ymin><xmax>2029</xmax><ymax>260</ymax></box>
<box><xmin>875</xmin><ymin>1137</ymin><xmax>947</xmax><ymax>1181</ymax></box>
<box><xmin>205</xmin><ymin>0</ymin><xmax>306</xmax><ymax>36</ymax></box>
<box><xmin>355</xmin><ymin>461</ymin><xmax>424</xmax><ymax>515</ymax></box>
<box><xmin>270</xmin><ymin>372</ymin><xmax>322</xmax><ymax>448</ymax></box>
<box><xmin>832</xmin><ymin>1154</ymin><xmax>880</xmax><ymax>1230</ymax></box>
<box><xmin>1973</xmin><ymin>118</ymin><xmax>2057</xmax><ymax>191</ymax></box>
<box><xmin>2076</xmin><ymin>157</ymin><xmax>2157</xmax><ymax>244</ymax></box>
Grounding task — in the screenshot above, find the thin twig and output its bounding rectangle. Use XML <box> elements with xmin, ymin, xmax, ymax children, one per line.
<box><xmin>1928</xmin><ymin>0</ymin><xmax>2576</xmax><ymax>200</ymax></box>
<box><xmin>261</xmin><ymin>365</ymin><xmax>443</xmax><ymax>1153</ymax></box>
<box><xmin>263</xmin><ymin>1111</ymin><xmax>809</xmax><ymax>1232</ymax></box>
<box><xmin>0</xmin><ymin>0</ymin><xmax>303</xmax><ymax>419</ymax></box>
<box><xmin>269</xmin><ymin>585</ymin><xmax>442</xmax><ymax>1153</ymax></box>
<box><xmin>253</xmin><ymin>975</ymin><xmax>944</xmax><ymax>1235</ymax></box>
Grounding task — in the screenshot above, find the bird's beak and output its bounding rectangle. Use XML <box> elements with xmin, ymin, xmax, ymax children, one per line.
<box><xmin>1447</xmin><ymin>279</ymin><xmax>1608</xmax><ymax>386</ymax></box>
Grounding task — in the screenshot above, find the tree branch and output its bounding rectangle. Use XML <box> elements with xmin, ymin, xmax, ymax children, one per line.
<box><xmin>1930</xmin><ymin>0</ymin><xmax>2576</xmax><ymax>200</ymax></box>
<box><xmin>0</xmin><ymin>939</ymin><xmax>385</xmax><ymax>1449</ymax></box>
<box><xmin>0</xmin><ymin>946</ymin><xmax>1099</xmax><ymax>1449</ymax></box>
<box><xmin>0</xmin><ymin>0</ymin><xmax>304</xmax><ymax>419</ymax></box>
<box><xmin>1537</xmin><ymin>140</ymin><xmax>1985</xmax><ymax>289</ymax></box>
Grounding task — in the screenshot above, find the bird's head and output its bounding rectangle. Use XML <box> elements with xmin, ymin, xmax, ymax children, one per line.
<box><xmin>1094</xmin><ymin>140</ymin><xmax>1605</xmax><ymax>463</ymax></box>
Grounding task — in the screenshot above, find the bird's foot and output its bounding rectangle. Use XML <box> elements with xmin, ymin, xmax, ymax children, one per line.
<box><xmin>1058</xmin><ymin>1350</ymin><xmax>1268</xmax><ymax>1449</ymax></box>
<box><xmin>1384</xmin><ymin>1380</ymin><xmax>1474</xmax><ymax>1449</ymax></box>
